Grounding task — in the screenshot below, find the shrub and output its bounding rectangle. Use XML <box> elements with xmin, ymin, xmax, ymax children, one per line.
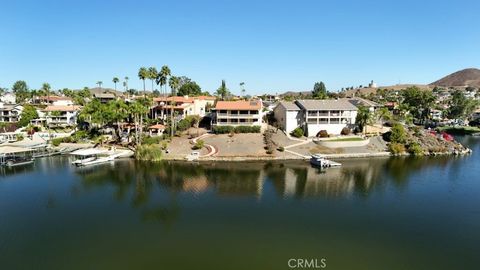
<box><xmin>161</xmin><ymin>141</ymin><xmax>168</xmax><ymax>150</ymax></box>
<box><xmin>135</xmin><ymin>145</ymin><xmax>163</xmax><ymax>161</ymax></box>
<box><xmin>277</xmin><ymin>146</ymin><xmax>285</xmax><ymax>152</ymax></box>
<box><xmin>264</xmin><ymin>129</ymin><xmax>276</xmax><ymax>154</ymax></box>
<box><xmin>389</xmin><ymin>142</ymin><xmax>406</xmax><ymax>155</ymax></box>
<box><xmin>213</xmin><ymin>125</ymin><xmax>234</xmax><ymax>134</ymax></box>
<box><xmin>341</xmin><ymin>127</ymin><xmax>351</xmax><ymax>135</ymax></box>
<box><xmin>142</xmin><ymin>135</ymin><xmax>163</xmax><ymax>145</ymax></box>
<box><xmin>290</xmin><ymin>127</ymin><xmax>304</xmax><ymax>138</ymax></box>
<box><xmin>407</xmin><ymin>142</ymin><xmax>423</xmax><ymax>156</ymax></box>
<box><xmin>192</xmin><ymin>139</ymin><xmax>204</xmax><ymax>150</ymax></box>
<box><xmin>51</xmin><ymin>137</ymin><xmax>63</xmax><ymax>146</ymax></box>
<box><xmin>317</xmin><ymin>130</ymin><xmax>329</xmax><ymax>138</ymax></box>
<box><xmin>390</xmin><ymin>123</ymin><xmax>407</xmax><ymax>143</ymax></box>
<box><xmin>234</xmin><ymin>125</ymin><xmax>261</xmax><ymax>133</ymax></box>
<box><xmin>16</xmin><ymin>134</ymin><xmax>24</xmax><ymax>141</ymax></box>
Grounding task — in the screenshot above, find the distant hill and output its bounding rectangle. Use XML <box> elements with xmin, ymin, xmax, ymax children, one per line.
<box><xmin>343</xmin><ymin>84</ymin><xmax>431</xmax><ymax>97</ymax></box>
<box><xmin>430</xmin><ymin>68</ymin><xmax>480</xmax><ymax>88</ymax></box>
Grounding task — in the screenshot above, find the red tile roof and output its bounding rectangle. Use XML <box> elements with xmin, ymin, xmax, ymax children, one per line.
<box><xmin>215</xmin><ymin>100</ymin><xmax>262</xmax><ymax>110</ymax></box>
<box><xmin>148</xmin><ymin>124</ymin><xmax>166</xmax><ymax>130</ymax></box>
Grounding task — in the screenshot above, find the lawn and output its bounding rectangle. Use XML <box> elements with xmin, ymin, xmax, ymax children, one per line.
<box><xmin>436</xmin><ymin>126</ymin><xmax>480</xmax><ymax>135</ymax></box>
<box><xmin>326</xmin><ymin>137</ymin><xmax>365</xmax><ymax>142</ymax></box>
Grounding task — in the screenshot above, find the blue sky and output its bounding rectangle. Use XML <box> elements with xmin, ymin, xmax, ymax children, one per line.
<box><xmin>1</xmin><ymin>0</ymin><xmax>479</xmax><ymax>95</ymax></box>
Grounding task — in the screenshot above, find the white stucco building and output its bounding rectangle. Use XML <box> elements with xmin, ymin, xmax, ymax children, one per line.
<box><xmin>274</xmin><ymin>99</ymin><xmax>359</xmax><ymax>136</ymax></box>
<box><xmin>0</xmin><ymin>102</ymin><xmax>23</xmax><ymax>123</ymax></box>
<box><xmin>213</xmin><ymin>100</ymin><xmax>263</xmax><ymax>126</ymax></box>
<box><xmin>43</xmin><ymin>105</ymin><xmax>81</xmax><ymax>127</ymax></box>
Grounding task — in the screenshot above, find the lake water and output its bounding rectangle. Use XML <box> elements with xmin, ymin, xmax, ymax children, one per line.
<box><xmin>1</xmin><ymin>136</ymin><xmax>480</xmax><ymax>270</ymax></box>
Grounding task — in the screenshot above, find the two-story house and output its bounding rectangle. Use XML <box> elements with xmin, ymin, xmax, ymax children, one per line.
<box><xmin>43</xmin><ymin>105</ymin><xmax>82</xmax><ymax>127</ymax></box>
<box><xmin>34</xmin><ymin>96</ymin><xmax>74</xmax><ymax>106</ymax></box>
<box><xmin>274</xmin><ymin>99</ymin><xmax>358</xmax><ymax>136</ymax></box>
<box><xmin>0</xmin><ymin>102</ymin><xmax>23</xmax><ymax>123</ymax></box>
<box><xmin>213</xmin><ymin>100</ymin><xmax>263</xmax><ymax>126</ymax></box>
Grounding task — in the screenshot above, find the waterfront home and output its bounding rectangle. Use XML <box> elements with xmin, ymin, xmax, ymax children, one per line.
<box><xmin>430</xmin><ymin>109</ymin><xmax>443</xmax><ymax>121</ymax></box>
<box><xmin>273</xmin><ymin>101</ymin><xmax>302</xmax><ymax>134</ymax></box>
<box><xmin>42</xmin><ymin>105</ymin><xmax>81</xmax><ymax>127</ymax></box>
<box><xmin>152</xmin><ymin>95</ymin><xmax>215</xmax><ymax>119</ymax></box>
<box><xmin>213</xmin><ymin>100</ymin><xmax>263</xmax><ymax>126</ymax></box>
<box><xmin>0</xmin><ymin>92</ymin><xmax>16</xmax><ymax>104</ymax></box>
<box><xmin>33</xmin><ymin>96</ymin><xmax>73</xmax><ymax>106</ymax></box>
<box><xmin>0</xmin><ymin>102</ymin><xmax>23</xmax><ymax>123</ymax></box>
<box><xmin>93</xmin><ymin>92</ymin><xmax>117</xmax><ymax>103</ymax></box>
<box><xmin>274</xmin><ymin>99</ymin><xmax>358</xmax><ymax>136</ymax></box>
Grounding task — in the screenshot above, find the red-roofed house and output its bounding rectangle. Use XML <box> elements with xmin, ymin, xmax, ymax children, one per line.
<box><xmin>152</xmin><ymin>95</ymin><xmax>215</xmax><ymax>119</ymax></box>
<box><xmin>214</xmin><ymin>100</ymin><xmax>263</xmax><ymax>126</ymax></box>
<box><xmin>34</xmin><ymin>96</ymin><xmax>74</xmax><ymax>106</ymax></box>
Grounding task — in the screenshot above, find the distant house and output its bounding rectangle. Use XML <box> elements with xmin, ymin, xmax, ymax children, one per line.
<box><xmin>274</xmin><ymin>99</ymin><xmax>358</xmax><ymax>136</ymax></box>
<box><xmin>34</xmin><ymin>96</ymin><xmax>73</xmax><ymax>106</ymax></box>
<box><xmin>0</xmin><ymin>92</ymin><xmax>16</xmax><ymax>104</ymax></box>
<box><xmin>152</xmin><ymin>95</ymin><xmax>216</xmax><ymax>120</ymax></box>
<box><xmin>43</xmin><ymin>105</ymin><xmax>82</xmax><ymax>127</ymax></box>
<box><xmin>213</xmin><ymin>100</ymin><xmax>263</xmax><ymax>126</ymax></box>
<box><xmin>430</xmin><ymin>109</ymin><xmax>443</xmax><ymax>121</ymax></box>
<box><xmin>347</xmin><ymin>97</ymin><xmax>381</xmax><ymax>112</ymax></box>
<box><xmin>93</xmin><ymin>92</ymin><xmax>117</xmax><ymax>103</ymax></box>
<box><xmin>0</xmin><ymin>102</ymin><xmax>23</xmax><ymax>123</ymax></box>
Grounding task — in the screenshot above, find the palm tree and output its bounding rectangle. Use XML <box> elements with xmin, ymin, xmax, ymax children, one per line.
<box><xmin>128</xmin><ymin>100</ymin><xmax>148</xmax><ymax>145</ymax></box>
<box><xmin>157</xmin><ymin>65</ymin><xmax>171</xmax><ymax>98</ymax></box>
<box><xmin>41</xmin><ymin>83</ymin><xmax>51</xmax><ymax>104</ymax></box>
<box><xmin>138</xmin><ymin>67</ymin><xmax>148</xmax><ymax>97</ymax></box>
<box><xmin>240</xmin><ymin>82</ymin><xmax>245</xmax><ymax>98</ymax></box>
<box><xmin>148</xmin><ymin>67</ymin><xmax>158</xmax><ymax>93</ymax></box>
<box><xmin>124</xmin><ymin>76</ymin><xmax>129</xmax><ymax>91</ymax></box>
<box><xmin>112</xmin><ymin>77</ymin><xmax>119</xmax><ymax>91</ymax></box>
<box><xmin>355</xmin><ymin>106</ymin><xmax>373</xmax><ymax>135</ymax></box>
<box><xmin>375</xmin><ymin>107</ymin><xmax>393</xmax><ymax>129</ymax></box>
<box><xmin>96</xmin><ymin>81</ymin><xmax>103</xmax><ymax>89</ymax></box>
<box><xmin>156</xmin><ymin>65</ymin><xmax>171</xmax><ymax>120</ymax></box>
<box><xmin>109</xmin><ymin>100</ymin><xmax>128</xmax><ymax>141</ymax></box>
<box><xmin>168</xmin><ymin>76</ymin><xmax>179</xmax><ymax>137</ymax></box>
<box><xmin>215</xmin><ymin>80</ymin><xmax>229</xmax><ymax>100</ymax></box>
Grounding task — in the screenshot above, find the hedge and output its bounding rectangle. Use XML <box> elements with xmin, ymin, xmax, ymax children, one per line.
<box><xmin>213</xmin><ymin>125</ymin><xmax>261</xmax><ymax>134</ymax></box>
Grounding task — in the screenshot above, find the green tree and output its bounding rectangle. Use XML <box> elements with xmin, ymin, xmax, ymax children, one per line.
<box><xmin>112</xmin><ymin>77</ymin><xmax>119</xmax><ymax>91</ymax></box>
<box><xmin>312</xmin><ymin>81</ymin><xmax>327</xmax><ymax>99</ymax></box>
<box><xmin>390</xmin><ymin>123</ymin><xmax>407</xmax><ymax>144</ymax></box>
<box><xmin>18</xmin><ymin>104</ymin><xmax>38</xmax><ymax>127</ymax></box>
<box><xmin>448</xmin><ymin>89</ymin><xmax>479</xmax><ymax>120</ymax></box>
<box><xmin>12</xmin><ymin>80</ymin><xmax>29</xmax><ymax>103</ymax></box>
<box><xmin>215</xmin><ymin>80</ymin><xmax>229</xmax><ymax>100</ymax></box>
<box><xmin>177</xmin><ymin>81</ymin><xmax>202</xmax><ymax>96</ymax></box>
<box><xmin>96</xmin><ymin>81</ymin><xmax>103</xmax><ymax>88</ymax></box>
<box><xmin>401</xmin><ymin>86</ymin><xmax>436</xmax><ymax>122</ymax></box>
<box><xmin>240</xmin><ymin>82</ymin><xmax>245</xmax><ymax>97</ymax></box>
<box><xmin>138</xmin><ymin>67</ymin><xmax>149</xmax><ymax>97</ymax></box>
<box><xmin>355</xmin><ymin>106</ymin><xmax>373</xmax><ymax>134</ymax></box>
<box><xmin>375</xmin><ymin>107</ymin><xmax>393</xmax><ymax>127</ymax></box>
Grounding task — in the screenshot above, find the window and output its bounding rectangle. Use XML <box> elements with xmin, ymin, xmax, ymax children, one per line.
<box><xmin>231</xmin><ymin>119</ymin><xmax>238</xmax><ymax>123</ymax></box>
<box><xmin>319</xmin><ymin>110</ymin><xmax>328</xmax><ymax>116</ymax></box>
<box><xmin>219</xmin><ymin>119</ymin><xmax>227</xmax><ymax>123</ymax></box>
<box><xmin>240</xmin><ymin>119</ymin><xmax>246</xmax><ymax>123</ymax></box>
<box><xmin>307</xmin><ymin>118</ymin><xmax>317</xmax><ymax>124</ymax></box>
<box><xmin>240</xmin><ymin>110</ymin><xmax>249</xmax><ymax>114</ymax></box>
<box><xmin>219</xmin><ymin>110</ymin><xmax>227</xmax><ymax>114</ymax></box>
<box><xmin>330</xmin><ymin>118</ymin><xmax>340</xmax><ymax>124</ymax></box>
<box><xmin>308</xmin><ymin>111</ymin><xmax>318</xmax><ymax>116</ymax></box>
<box><xmin>319</xmin><ymin>118</ymin><xmax>328</xmax><ymax>124</ymax></box>
<box><xmin>249</xmin><ymin>110</ymin><xmax>258</xmax><ymax>115</ymax></box>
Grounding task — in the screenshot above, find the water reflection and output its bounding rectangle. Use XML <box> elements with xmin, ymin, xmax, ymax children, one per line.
<box><xmin>73</xmin><ymin>155</ymin><xmax>464</xmax><ymax>202</ymax></box>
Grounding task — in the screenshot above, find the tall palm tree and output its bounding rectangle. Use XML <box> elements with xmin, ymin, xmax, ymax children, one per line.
<box><xmin>375</xmin><ymin>107</ymin><xmax>393</xmax><ymax>129</ymax></box>
<box><xmin>41</xmin><ymin>82</ymin><xmax>51</xmax><ymax>104</ymax></box>
<box><xmin>240</xmin><ymin>82</ymin><xmax>245</xmax><ymax>98</ymax></box>
<box><xmin>215</xmin><ymin>80</ymin><xmax>229</xmax><ymax>100</ymax></box>
<box><xmin>138</xmin><ymin>67</ymin><xmax>148</xmax><ymax>97</ymax></box>
<box><xmin>124</xmin><ymin>76</ymin><xmax>129</xmax><ymax>91</ymax></box>
<box><xmin>148</xmin><ymin>67</ymin><xmax>158</xmax><ymax>93</ymax></box>
<box><xmin>112</xmin><ymin>77</ymin><xmax>119</xmax><ymax>91</ymax></box>
<box><xmin>158</xmin><ymin>65</ymin><xmax>171</xmax><ymax>98</ymax></box>
<box><xmin>168</xmin><ymin>76</ymin><xmax>179</xmax><ymax>137</ymax></box>
<box><xmin>96</xmin><ymin>81</ymin><xmax>103</xmax><ymax>89</ymax></box>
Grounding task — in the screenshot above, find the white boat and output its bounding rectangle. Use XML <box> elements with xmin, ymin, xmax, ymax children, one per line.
<box><xmin>310</xmin><ymin>154</ymin><xmax>342</xmax><ymax>168</ymax></box>
<box><xmin>70</xmin><ymin>148</ymin><xmax>115</xmax><ymax>167</ymax></box>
